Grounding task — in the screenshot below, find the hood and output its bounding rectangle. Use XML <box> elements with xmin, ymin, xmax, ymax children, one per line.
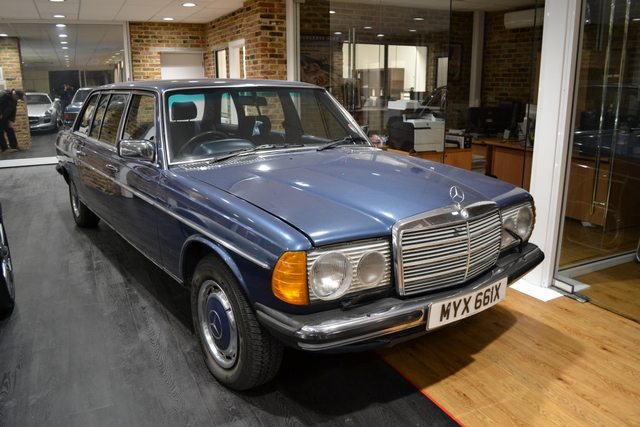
<box><xmin>182</xmin><ymin>148</ymin><xmax>522</xmax><ymax>246</ymax></box>
<box><xmin>27</xmin><ymin>104</ymin><xmax>54</xmax><ymax>116</ymax></box>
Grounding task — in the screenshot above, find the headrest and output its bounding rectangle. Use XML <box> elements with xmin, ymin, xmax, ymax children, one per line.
<box><xmin>241</xmin><ymin>115</ymin><xmax>272</xmax><ymax>138</ymax></box>
<box><xmin>172</xmin><ymin>101</ymin><xmax>197</xmax><ymax>121</ymax></box>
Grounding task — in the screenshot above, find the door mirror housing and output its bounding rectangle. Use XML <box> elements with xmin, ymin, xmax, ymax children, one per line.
<box><xmin>119</xmin><ymin>140</ymin><xmax>156</xmax><ymax>163</ymax></box>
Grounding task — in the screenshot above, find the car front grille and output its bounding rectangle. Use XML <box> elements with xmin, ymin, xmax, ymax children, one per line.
<box><xmin>394</xmin><ymin>202</ymin><xmax>502</xmax><ymax>296</ymax></box>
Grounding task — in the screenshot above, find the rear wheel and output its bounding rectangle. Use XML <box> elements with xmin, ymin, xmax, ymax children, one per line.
<box><xmin>191</xmin><ymin>254</ymin><xmax>283</xmax><ymax>390</ymax></box>
<box><xmin>69</xmin><ymin>181</ymin><xmax>100</xmax><ymax>227</ymax></box>
<box><xmin>0</xmin><ymin>222</ymin><xmax>15</xmax><ymax>319</ymax></box>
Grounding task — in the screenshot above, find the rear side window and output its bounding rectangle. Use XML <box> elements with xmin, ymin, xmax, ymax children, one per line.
<box><xmin>77</xmin><ymin>93</ymin><xmax>100</xmax><ymax>135</ymax></box>
<box><xmin>123</xmin><ymin>94</ymin><xmax>156</xmax><ymax>140</ymax></box>
<box><xmin>98</xmin><ymin>94</ymin><xmax>129</xmax><ymax>146</ymax></box>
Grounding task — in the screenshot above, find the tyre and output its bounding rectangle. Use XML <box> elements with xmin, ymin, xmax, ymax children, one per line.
<box><xmin>69</xmin><ymin>181</ymin><xmax>100</xmax><ymax>227</ymax></box>
<box><xmin>0</xmin><ymin>221</ymin><xmax>15</xmax><ymax>319</ymax></box>
<box><xmin>192</xmin><ymin>254</ymin><xmax>283</xmax><ymax>390</ymax></box>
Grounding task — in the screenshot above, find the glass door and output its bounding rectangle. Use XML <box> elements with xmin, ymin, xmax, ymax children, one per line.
<box><xmin>556</xmin><ymin>0</ymin><xmax>640</xmax><ymax>321</ymax></box>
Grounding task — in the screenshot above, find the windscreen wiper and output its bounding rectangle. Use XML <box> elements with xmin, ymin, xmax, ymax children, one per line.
<box><xmin>209</xmin><ymin>143</ymin><xmax>303</xmax><ymax>163</ymax></box>
<box><xmin>317</xmin><ymin>136</ymin><xmax>364</xmax><ymax>151</ymax></box>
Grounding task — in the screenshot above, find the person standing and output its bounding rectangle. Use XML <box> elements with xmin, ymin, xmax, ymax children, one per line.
<box><xmin>0</xmin><ymin>89</ymin><xmax>25</xmax><ymax>153</ymax></box>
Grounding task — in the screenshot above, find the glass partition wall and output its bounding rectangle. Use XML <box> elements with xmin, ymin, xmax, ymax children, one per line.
<box><xmin>299</xmin><ymin>0</ymin><xmax>454</xmax><ymax>144</ymax></box>
<box><xmin>556</xmin><ymin>0</ymin><xmax>640</xmax><ymax>321</ymax></box>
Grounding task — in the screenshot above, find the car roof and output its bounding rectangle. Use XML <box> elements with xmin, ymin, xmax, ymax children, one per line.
<box><xmin>97</xmin><ymin>79</ymin><xmax>320</xmax><ymax>94</ymax></box>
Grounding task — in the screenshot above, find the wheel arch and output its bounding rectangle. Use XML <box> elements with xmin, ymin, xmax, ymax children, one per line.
<box><xmin>180</xmin><ymin>235</ymin><xmax>250</xmax><ymax>297</ymax></box>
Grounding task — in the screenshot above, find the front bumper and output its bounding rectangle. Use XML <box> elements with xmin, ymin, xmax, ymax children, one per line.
<box><xmin>256</xmin><ymin>243</ymin><xmax>544</xmax><ymax>352</ymax></box>
<box><xmin>29</xmin><ymin>116</ymin><xmax>56</xmax><ymax>131</ymax></box>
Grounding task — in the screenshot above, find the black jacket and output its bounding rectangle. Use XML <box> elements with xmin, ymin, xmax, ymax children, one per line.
<box><xmin>0</xmin><ymin>90</ymin><xmax>18</xmax><ymax>122</ymax></box>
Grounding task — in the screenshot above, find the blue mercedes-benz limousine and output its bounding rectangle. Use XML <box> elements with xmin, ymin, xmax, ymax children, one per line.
<box><xmin>55</xmin><ymin>79</ymin><xmax>544</xmax><ymax>390</ymax></box>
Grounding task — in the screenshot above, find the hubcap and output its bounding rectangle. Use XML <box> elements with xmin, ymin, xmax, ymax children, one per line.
<box><xmin>70</xmin><ymin>183</ymin><xmax>81</xmax><ymax>218</ymax></box>
<box><xmin>198</xmin><ymin>280</ymin><xmax>237</xmax><ymax>368</ymax></box>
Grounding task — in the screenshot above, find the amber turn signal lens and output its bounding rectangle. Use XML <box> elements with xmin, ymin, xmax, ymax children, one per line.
<box><xmin>272</xmin><ymin>251</ymin><xmax>309</xmax><ymax>305</ymax></box>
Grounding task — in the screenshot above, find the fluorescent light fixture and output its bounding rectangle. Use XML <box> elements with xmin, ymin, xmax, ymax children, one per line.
<box><xmin>61</xmin><ymin>41</ymin><xmax>68</xmax><ymax>44</ymax></box>
<box><xmin>56</xmin><ymin>24</ymin><xmax>66</xmax><ymax>27</ymax></box>
<box><xmin>163</xmin><ymin>17</ymin><xmax>174</xmax><ymax>21</ymax></box>
<box><xmin>183</xmin><ymin>2</ymin><xmax>196</xmax><ymax>6</ymax></box>
<box><xmin>59</xmin><ymin>34</ymin><xmax>68</xmax><ymax>38</ymax></box>
<box><xmin>62</xmin><ymin>46</ymin><xmax>68</xmax><ymax>49</ymax></box>
<box><xmin>53</xmin><ymin>15</ymin><xmax>66</xmax><ymax>18</ymax></box>
<box><xmin>0</xmin><ymin>34</ymin><xmax>7</xmax><ymax>37</ymax></box>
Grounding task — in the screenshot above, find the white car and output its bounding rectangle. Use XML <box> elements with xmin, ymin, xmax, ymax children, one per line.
<box><xmin>26</xmin><ymin>92</ymin><xmax>63</xmax><ymax>132</ymax></box>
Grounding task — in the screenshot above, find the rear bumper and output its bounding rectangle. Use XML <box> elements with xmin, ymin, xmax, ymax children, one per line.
<box><xmin>256</xmin><ymin>243</ymin><xmax>544</xmax><ymax>352</ymax></box>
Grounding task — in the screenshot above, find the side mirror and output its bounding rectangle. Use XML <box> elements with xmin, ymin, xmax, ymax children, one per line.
<box><xmin>119</xmin><ymin>139</ymin><xmax>156</xmax><ymax>163</ymax></box>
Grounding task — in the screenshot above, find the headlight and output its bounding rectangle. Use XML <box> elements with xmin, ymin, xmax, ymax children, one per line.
<box><xmin>309</xmin><ymin>252</ymin><xmax>353</xmax><ymax>299</ymax></box>
<box><xmin>272</xmin><ymin>239</ymin><xmax>391</xmax><ymax>304</ymax></box>
<box><xmin>45</xmin><ymin>109</ymin><xmax>53</xmax><ymax>117</ymax></box>
<box><xmin>500</xmin><ymin>201</ymin><xmax>535</xmax><ymax>250</ymax></box>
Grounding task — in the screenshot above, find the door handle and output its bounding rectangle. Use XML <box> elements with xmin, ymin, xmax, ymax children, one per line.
<box><xmin>105</xmin><ymin>164</ymin><xmax>119</xmax><ymax>173</ymax></box>
<box><xmin>76</xmin><ymin>150</ymin><xmax>87</xmax><ymax>157</ymax></box>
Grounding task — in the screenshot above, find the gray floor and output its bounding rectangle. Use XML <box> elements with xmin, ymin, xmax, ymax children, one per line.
<box><xmin>0</xmin><ymin>136</ymin><xmax>459</xmax><ymax>426</ymax></box>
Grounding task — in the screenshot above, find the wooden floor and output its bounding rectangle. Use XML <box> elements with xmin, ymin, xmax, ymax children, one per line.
<box><xmin>379</xmin><ymin>287</ymin><xmax>640</xmax><ymax>426</ymax></box>
<box><xmin>577</xmin><ymin>262</ymin><xmax>640</xmax><ymax>322</ymax></box>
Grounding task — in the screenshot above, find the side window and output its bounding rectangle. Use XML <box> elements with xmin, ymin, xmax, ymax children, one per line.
<box><xmin>77</xmin><ymin>93</ymin><xmax>100</xmax><ymax>135</ymax></box>
<box><xmin>123</xmin><ymin>94</ymin><xmax>156</xmax><ymax>140</ymax></box>
<box><xmin>89</xmin><ymin>94</ymin><xmax>110</xmax><ymax>139</ymax></box>
<box><xmin>292</xmin><ymin>91</ymin><xmax>346</xmax><ymax>139</ymax></box>
<box><xmin>99</xmin><ymin>94</ymin><xmax>129</xmax><ymax>146</ymax></box>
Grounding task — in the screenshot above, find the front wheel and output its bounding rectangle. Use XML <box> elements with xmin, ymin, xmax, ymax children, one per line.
<box><xmin>69</xmin><ymin>181</ymin><xmax>100</xmax><ymax>227</ymax></box>
<box><xmin>191</xmin><ymin>255</ymin><xmax>283</xmax><ymax>390</ymax></box>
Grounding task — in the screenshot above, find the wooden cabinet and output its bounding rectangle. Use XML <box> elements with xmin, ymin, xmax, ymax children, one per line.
<box><xmin>444</xmin><ymin>149</ymin><xmax>472</xmax><ymax>170</ymax></box>
<box><xmin>385</xmin><ymin>147</ymin><xmax>472</xmax><ymax>170</ymax></box>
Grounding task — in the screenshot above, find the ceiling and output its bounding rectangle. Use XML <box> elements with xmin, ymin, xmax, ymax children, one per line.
<box><xmin>0</xmin><ymin>0</ymin><xmax>541</xmax><ymax>72</ymax></box>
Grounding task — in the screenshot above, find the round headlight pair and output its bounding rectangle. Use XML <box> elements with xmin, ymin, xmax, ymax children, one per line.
<box><xmin>501</xmin><ymin>203</ymin><xmax>535</xmax><ymax>249</ymax></box>
<box><xmin>309</xmin><ymin>251</ymin><xmax>386</xmax><ymax>300</ymax></box>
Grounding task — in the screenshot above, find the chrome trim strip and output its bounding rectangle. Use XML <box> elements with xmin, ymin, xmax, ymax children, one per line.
<box><xmin>75</xmin><ymin>158</ymin><xmax>271</xmax><ymax>270</ymax></box>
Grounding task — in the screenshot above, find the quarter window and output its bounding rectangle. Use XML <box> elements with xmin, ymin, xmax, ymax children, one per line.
<box><xmin>77</xmin><ymin>93</ymin><xmax>99</xmax><ymax>135</ymax></box>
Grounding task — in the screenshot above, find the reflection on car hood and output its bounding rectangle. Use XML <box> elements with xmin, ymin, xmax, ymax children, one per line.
<box><xmin>182</xmin><ymin>148</ymin><xmax>526</xmax><ymax>246</ymax></box>
<box><xmin>27</xmin><ymin>104</ymin><xmax>53</xmax><ymax>116</ymax></box>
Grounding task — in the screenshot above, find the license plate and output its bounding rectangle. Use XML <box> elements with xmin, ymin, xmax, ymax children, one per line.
<box><xmin>426</xmin><ymin>277</ymin><xmax>508</xmax><ymax>330</ymax></box>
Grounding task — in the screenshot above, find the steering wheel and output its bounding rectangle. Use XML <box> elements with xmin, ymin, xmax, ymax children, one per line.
<box><xmin>177</xmin><ymin>131</ymin><xmax>228</xmax><ymax>157</ymax></box>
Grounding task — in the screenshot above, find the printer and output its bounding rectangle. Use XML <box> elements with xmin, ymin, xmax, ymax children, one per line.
<box><xmin>388</xmin><ymin>112</ymin><xmax>445</xmax><ymax>152</ymax></box>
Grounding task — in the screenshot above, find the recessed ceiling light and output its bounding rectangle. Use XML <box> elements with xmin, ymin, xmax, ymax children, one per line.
<box><xmin>364</xmin><ymin>26</ymin><xmax>372</xmax><ymax>29</ymax></box>
<box><xmin>183</xmin><ymin>2</ymin><xmax>196</xmax><ymax>6</ymax></box>
<box><xmin>56</xmin><ymin>24</ymin><xmax>66</xmax><ymax>28</ymax></box>
<box><xmin>413</xmin><ymin>17</ymin><xmax>424</xmax><ymax>21</ymax></box>
<box><xmin>334</xmin><ymin>32</ymin><xmax>342</xmax><ymax>35</ymax></box>
<box><xmin>62</xmin><ymin>46</ymin><xmax>68</xmax><ymax>49</ymax></box>
<box><xmin>163</xmin><ymin>17</ymin><xmax>174</xmax><ymax>21</ymax></box>
<box><xmin>377</xmin><ymin>34</ymin><xmax>384</xmax><ymax>37</ymax></box>
<box><xmin>0</xmin><ymin>33</ymin><xmax>8</xmax><ymax>37</ymax></box>
<box><xmin>53</xmin><ymin>14</ymin><xmax>65</xmax><ymax>18</ymax></box>
<box><xmin>59</xmin><ymin>34</ymin><xmax>67</xmax><ymax>38</ymax></box>
<box><xmin>329</xmin><ymin>10</ymin><xmax>336</xmax><ymax>14</ymax></box>
<box><xmin>61</xmin><ymin>41</ymin><xmax>68</xmax><ymax>44</ymax></box>
<box><xmin>409</xmin><ymin>29</ymin><xmax>417</xmax><ymax>32</ymax></box>
<box><xmin>50</xmin><ymin>0</ymin><xmax>65</xmax><ymax>2</ymax></box>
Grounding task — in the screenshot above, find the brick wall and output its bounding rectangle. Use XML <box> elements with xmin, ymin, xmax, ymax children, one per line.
<box><xmin>0</xmin><ymin>37</ymin><xmax>30</xmax><ymax>150</ymax></box>
<box><xmin>482</xmin><ymin>11</ymin><xmax>542</xmax><ymax>109</ymax></box>
<box><xmin>129</xmin><ymin>22</ymin><xmax>208</xmax><ymax>81</ymax></box>
<box><xmin>129</xmin><ymin>0</ymin><xmax>288</xmax><ymax>82</ymax></box>
<box><xmin>206</xmin><ymin>0</ymin><xmax>287</xmax><ymax>80</ymax></box>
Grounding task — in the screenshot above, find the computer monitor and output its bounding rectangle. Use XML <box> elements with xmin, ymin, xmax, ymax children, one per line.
<box><xmin>466</xmin><ymin>106</ymin><xmax>517</xmax><ymax>137</ymax></box>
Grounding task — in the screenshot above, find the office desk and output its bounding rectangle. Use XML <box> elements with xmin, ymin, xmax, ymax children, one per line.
<box><xmin>472</xmin><ymin>138</ymin><xmax>533</xmax><ymax>190</ymax></box>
